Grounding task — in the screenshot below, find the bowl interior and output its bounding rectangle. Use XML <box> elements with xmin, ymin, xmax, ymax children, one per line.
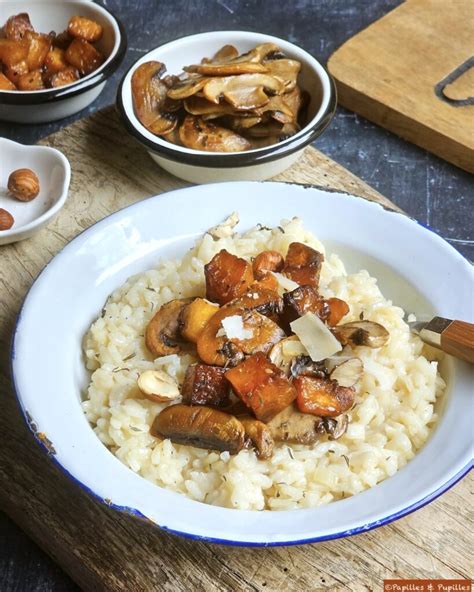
<box><xmin>12</xmin><ymin>182</ymin><xmax>473</xmax><ymax>545</ymax></box>
<box><xmin>0</xmin><ymin>1</ymin><xmax>119</xmax><ymax>93</ymax></box>
<box><xmin>0</xmin><ymin>139</ymin><xmax>69</xmax><ymax>231</ymax></box>
<box><xmin>121</xmin><ymin>31</ymin><xmax>331</xmax><ymax>155</ymax></box>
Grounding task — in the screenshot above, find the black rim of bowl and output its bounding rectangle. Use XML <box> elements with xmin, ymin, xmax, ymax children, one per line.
<box><xmin>0</xmin><ymin>7</ymin><xmax>127</xmax><ymax>106</ymax></box>
<box><xmin>116</xmin><ymin>46</ymin><xmax>337</xmax><ymax>169</ymax></box>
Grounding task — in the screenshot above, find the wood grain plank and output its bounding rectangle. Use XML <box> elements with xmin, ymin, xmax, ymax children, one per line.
<box><xmin>328</xmin><ymin>0</ymin><xmax>474</xmax><ymax>172</ymax></box>
<box><xmin>0</xmin><ymin>107</ymin><xmax>470</xmax><ymax>591</ymax></box>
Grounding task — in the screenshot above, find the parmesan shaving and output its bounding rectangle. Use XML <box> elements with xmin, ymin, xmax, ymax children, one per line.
<box><xmin>281</xmin><ymin>339</ymin><xmax>308</xmax><ymax>357</ymax></box>
<box><xmin>220</xmin><ymin>315</ymin><xmax>253</xmax><ymax>340</ymax></box>
<box><xmin>271</xmin><ymin>272</ymin><xmax>299</xmax><ymax>295</ymax></box>
<box><xmin>290</xmin><ymin>312</ymin><xmax>342</xmax><ymax>361</ymax></box>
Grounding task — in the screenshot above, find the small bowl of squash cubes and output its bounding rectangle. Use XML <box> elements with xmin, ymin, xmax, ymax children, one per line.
<box><xmin>0</xmin><ymin>1</ymin><xmax>126</xmax><ymax>124</ymax></box>
<box><xmin>117</xmin><ymin>31</ymin><xmax>337</xmax><ymax>184</ymax></box>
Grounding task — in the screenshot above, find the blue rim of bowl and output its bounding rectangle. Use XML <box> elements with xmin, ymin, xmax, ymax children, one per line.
<box><xmin>9</xmin><ymin>182</ymin><xmax>473</xmax><ymax>546</ymax></box>
<box><xmin>116</xmin><ymin>37</ymin><xmax>337</xmax><ymax>168</ymax></box>
<box><xmin>0</xmin><ymin>7</ymin><xmax>127</xmax><ymax>106</ymax></box>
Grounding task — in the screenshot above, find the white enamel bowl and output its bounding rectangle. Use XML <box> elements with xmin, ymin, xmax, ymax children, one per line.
<box><xmin>0</xmin><ymin>138</ymin><xmax>70</xmax><ymax>245</ymax></box>
<box><xmin>0</xmin><ymin>0</ymin><xmax>126</xmax><ymax>124</ymax></box>
<box><xmin>117</xmin><ymin>31</ymin><xmax>336</xmax><ymax>183</ymax></box>
<box><xmin>12</xmin><ymin>182</ymin><xmax>473</xmax><ymax>545</ymax></box>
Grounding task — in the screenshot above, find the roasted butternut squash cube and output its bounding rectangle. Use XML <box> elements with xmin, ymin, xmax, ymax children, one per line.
<box><xmin>24</xmin><ymin>31</ymin><xmax>51</xmax><ymax>70</ymax></box>
<box><xmin>282</xmin><ymin>285</ymin><xmax>327</xmax><ymax>328</ymax></box>
<box><xmin>179</xmin><ymin>298</ymin><xmax>219</xmax><ymax>343</ymax></box>
<box><xmin>3</xmin><ymin>60</ymin><xmax>29</xmax><ymax>85</ymax></box>
<box><xmin>294</xmin><ymin>376</ymin><xmax>354</xmax><ymax>417</ymax></box>
<box><xmin>44</xmin><ymin>47</ymin><xmax>68</xmax><ymax>78</ymax></box>
<box><xmin>182</xmin><ymin>364</ymin><xmax>230</xmax><ymax>407</ymax></box>
<box><xmin>325</xmin><ymin>297</ymin><xmax>350</xmax><ymax>326</ymax></box>
<box><xmin>283</xmin><ymin>242</ymin><xmax>324</xmax><ymax>288</ymax></box>
<box><xmin>68</xmin><ymin>16</ymin><xmax>103</xmax><ymax>43</ymax></box>
<box><xmin>251</xmin><ymin>273</ymin><xmax>279</xmax><ymax>293</ymax></box>
<box><xmin>225</xmin><ymin>352</ymin><xmax>297</xmax><ymax>422</ymax></box>
<box><xmin>3</xmin><ymin>13</ymin><xmax>34</xmax><ymax>40</ymax></box>
<box><xmin>0</xmin><ymin>72</ymin><xmax>16</xmax><ymax>90</ymax></box>
<box><xmin>65</xmin><ymin>38</ymin><xmax>103</xmax><ymax>75</ymax></box>
<box><xmin>52</xmin><ymin>30</ymin><xmax>72</xmax><ymax>50</ymax></box>
<box><xmin>252</xmin><ymin>250</ymin><xmax>284</xmax><ymax>279</ymax></box>
<box><xmin>0</xmin><ymin>39</ymin><xmax>29</xmax><ymax>67</ymax></box>
<box><xmin>49</xmin><ymin>66</ymin><xmax>79</xmax><ymax>88</ymax></box>
<box><xmin>205</xmin><ymin>249</ymin><xmax>254</xmax><ymax>305</ymax></box>
<box><xmin>16</xmin><ymin>69</ymin><xmax>44</xmax><ymax>91</ymax></box>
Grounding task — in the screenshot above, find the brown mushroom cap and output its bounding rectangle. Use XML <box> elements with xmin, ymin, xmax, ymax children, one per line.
<box><xmin>179</xmin><ymin>115</ymin><xmax>251</xmax><ymax>152</ymax></box>
<box><xmin>241</xmin><ymin>417</ymin><xmax>274</xmax><ymax>459</ymax></box>
<box><xmin>166</xmin><ymin>75</ymin><xmax>210</xmax><ymax>100</ymax></box>
<box><xmin>332</xmin><ymin>321</ymin><xmax>390</xmax><ymax>349</ymax></box>
<box><xmin>145</xmin><ymin>298</ymin><xmax>192</xmax><ymax>357</ymax></box>
<box><xmin>131</xmin><ymin>61</ymin><xmax>178</xmax><ymax>135</ymax></box>
<box><xmin>266</xmin><ymin>406</ymin><xmax>326</xmax><ymax>445</ymax></box>
<box><xmin>150</xmin><ymin>404</ymin><xmax>246</xmax><ymax>455</ymax></box>
<box><xmin>207</xmin><ymin>44</ymin><xmax>239</xmax><ymax>63</ymax></box>
<box><xmin>184</xmin><ymin>94</ymin><xmax>238</xmax><ymax>118</ymax></box>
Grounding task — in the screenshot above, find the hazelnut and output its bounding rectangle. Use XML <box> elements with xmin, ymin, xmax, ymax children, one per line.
<box><xmin>0</xmin><ymin>208</ymin><xmax>14</xmax><ymax>231</ymax></box>
<box><xmin>137</xmin><ymin>370</ymin><xmax>180</xmax><ymax>403</ymax></box>
<box><xmin>8</xmin><ymin>168</ymin><xmax>40</xmax><ymax>202</ymax></box>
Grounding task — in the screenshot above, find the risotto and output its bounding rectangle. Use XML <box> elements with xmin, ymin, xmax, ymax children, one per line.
<box><xmin>82</xmin><ymin>217</ymin><xmax>445</xmax><ymax>510</ymax></box>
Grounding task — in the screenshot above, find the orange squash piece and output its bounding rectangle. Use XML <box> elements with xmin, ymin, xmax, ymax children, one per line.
<box><xmin>225</xmin><ymin>353</ymin><xmax>297</xmax><ymax>422</ymax></box>
<box><xmin>44</xmin><ymin>47</ymin><xmax>68</xmax><ymax>78</ymax></box>
<box><xmin>205</xmin><ymin>249</ymin><xmax>254</xmax><ymax>305</ymax></box>
<box><xmin>294</xmin><ymin>376</ymin><xmax>354</xmax><ymax>417</ymax></box>
<box><xmin>282</xmin><ymin>242</ymin><xmax>324</xmax><ymax>288</ymax></box>
<box><xmin>3</xmin><ymin>60</ymin><xmax>29</xmax><ymax>85</ymax></box>
<box><xmin>179</xmin><ymin>298</ymin><xmax>219</xmax><ymax>343</ymax></box>
<box><xmin>0</xmin><ymin>39</ymin><xmax>29</xmax><ymax>67</ymax></box>
<box><xmin>68</xmin><ymin>16</ymin><xmax>103</xmax><ymax>43</ymax></box>
<box><xmin>24</xmin><ymin>31</ymin><xmax>51</xmax><ymax>70</ymax></box>
<box><xmin>181</xmin><ymin>364</ymin><xmax>230</xmax><ymax>407</ymax></box>
<box><xmin>65</xmin><ymin>38</ymin><xmax>103</xmax><ymax>75</ymax></box>
<box><xmin>49</xmin><ymin>66</ymin><xmax>80</xmax><ymax>88</ymax></box>
<box><xmin>0</xmin><ymin>72</ymin><xmax>16</xmax><ymax>90</ymax></box>
<box><xmin>16</xmin><ymin>69</ymin><xmax>44</xmax><ymax>91</ymax></box>
<box><xmin>3</xmin><ymin>13</ymin><xmax>34</xmax><ymax>41</ymax></box>
<box><xmin>325</xmin><ymin>297</ymin><xmax>350</xmax><ymax>326</ymax></box>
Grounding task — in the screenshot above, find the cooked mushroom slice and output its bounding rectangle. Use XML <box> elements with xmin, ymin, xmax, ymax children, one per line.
<box><xmin>241</xmin><ymin>417</ymin><xmax>274</xmax><ymax>460</ymax></box>
<box><xmin>279</xmin><ymin>86</ymin><xmax>302</xmax><ymax>121</ymax></box>
<box><xmin>197</xmin><ymin>306</ymin><xmax>285</xmax><ymax>366</ymax></box>
<box><xmin>225</xmin><ymin>352</ymin><xmax>297</xmax><ymax>422</ymax></box>
<box><xmin>252</xmin><ymin>250</ymin><xmax>284</xmax><ymax>279</ymax></box>
<box><xmin>179</xmin><ymin>298</ymin><xmax>219</xmax><ymax>343</ymax></box>
<box><xmin>131</xmin><ymin>61</ymin><xmax>178</xmax><ymax>135</ymax></box>
<box><xmin>184</xmin><ymin>95</ymin><xmax>238</xmax><ymax>117</ymax></box>
<box><xmin>203</xmin><ymin>74</ymin><xmax>285</xmax><ymax>109</ymax></box>
<box><xmin>166</xmin><ymin>75</ymin><xmax>209</xmax><ymax>100</ymax></box>
<box><xmin>145</xmin><ymin>298</ymin><xmax>192</xmax><ymax>357</ymax></box>
<box><xmin>231</xmin><ymin>43</ymin><xmax>280</xmax><ymax>64</ymax></box>
<box><xmin>208</xmin><ymin>44</ymin><xmax>239</xmax><ymax>63</ymax></box>
<box><xmin>269</xmin><ymin>336</ymin><xmax>307</xmax><ymax>376</ymax></box>
<box><xmin>328</xmin><ymin>357</ymin><xmax>363</xmax><ymax>387</ymax></box>
<box><xmin>151</xmin><ymin>404</ymin><xmax>245</xmax><ymax>454</ymax></box>
<box><xmin>161</xmin><ymin>126</ymin><xmax>181</xmax><ymax>145</ymax></box>
<box><xmin>322</xmin><ymin>414</ymin><xmax>349</xmax><ymax>440</ymax></box>
<box><xmin>266</xmin><ymin>405</ymin><xmax>325</xmax><ymax>445</ymax></box>
<box><xmin>179</xmin><ymin>115</ymin><xmax>251</xmax><ymax>152</ymax></box>
<box><xmin>283</xmin><ymin>242</ymin><xmax>324</xmax><ymax>288</ymax></box>
<box><xmin>253</xmin><ymin>95</ymin><xmax>295</xmax><ymax>122</ymax></box>
<box><xmin>290</xmin><ymin>354</ymin><xmax>327</xmax><ymax>379</ymax></box>
<box><xmin>294</xmin><ymin>376</ymin><xmax>355</xmax><ymax>417</ymax></box>
<box><xmin>332</xmin><ymin>321</ymin><xmax>390</xmax><ymax>348</ymax></box>
<box><xmin>137</xmin><ymin>370</ymin><xmax>180</xmax><ymax>403</ymax></box>
<box><xmin>205</xmin><ymin>249</ymin><xmax>254</xmax><ymax>305</ymax></box>
<box><xmin>181</xmin><ymin>364</ymin><xmax>230</xmax><ymax>407</ymax></box>
<box><xmin>233</xmin><ymin>286</ymin><xmax>283</xmax><ymax>316</ymax></box>
<box><xmin>185</xmin><ymin>61</ymin><xmax>269</xmax><ymax>76</ymax></box>
<box><xmin>226</xmin><ymin>115</ymin><xmax>263</xmax><ymax>130</ymax></box>
<box><xmin>265</xmin><ymin>58</ymin><xmax>301</xmax><ymax>91</ymax></box>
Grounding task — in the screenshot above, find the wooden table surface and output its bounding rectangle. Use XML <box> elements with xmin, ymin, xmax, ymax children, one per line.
<box><xmin>0</xmin><ymin>107</ymin><xmax>471</xmax><ymax>592</ymax></box>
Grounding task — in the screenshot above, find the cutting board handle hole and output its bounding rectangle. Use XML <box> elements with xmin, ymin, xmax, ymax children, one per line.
<box><xmin>434</xmin><ymin>56</ymin><xmax>474</xmax><ymax>107</ymax></box>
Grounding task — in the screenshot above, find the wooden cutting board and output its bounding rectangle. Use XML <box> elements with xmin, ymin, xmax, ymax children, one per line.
<box><xmin>327</xmin><ymin>0</ymin><xmax>474</xmax><ymax>173</ymax></box>
<box><xmin>0</xmin><ymin>107</ymin><xmax>470</xmax><ymax>592</ymax></box>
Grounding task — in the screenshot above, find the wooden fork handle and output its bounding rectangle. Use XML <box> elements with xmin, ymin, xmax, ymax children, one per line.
<box><xmin>441</xmin><ymin>320</ymin><xmax>474</xmax><ymax>363</ymax></box>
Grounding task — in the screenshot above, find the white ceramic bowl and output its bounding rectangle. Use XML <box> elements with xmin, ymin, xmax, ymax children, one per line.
<box><xmin>12</xmin><ymin>182</ymin><xmax>473</xmax><ymax>545</ymax></box>
<box><xmin>0</xmin><ymin>138</ymin><xmax>70</xmax><ymax>245</ymax></box>
<box><xmin>117</xmin><ymin>31</ymin><xmax>336</xmax><ymax>183</ymax></box>
<box><xmin>0</xmin><ymin>0</ymin><xmax>126</xmax><ymax>124</ymax></box>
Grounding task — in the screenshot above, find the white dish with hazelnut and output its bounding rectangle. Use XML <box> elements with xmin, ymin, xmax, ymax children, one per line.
<box><xmin>0</xmin><ymin>138</ymin><xmax>71</xmax><ymax>245</ymax></box>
